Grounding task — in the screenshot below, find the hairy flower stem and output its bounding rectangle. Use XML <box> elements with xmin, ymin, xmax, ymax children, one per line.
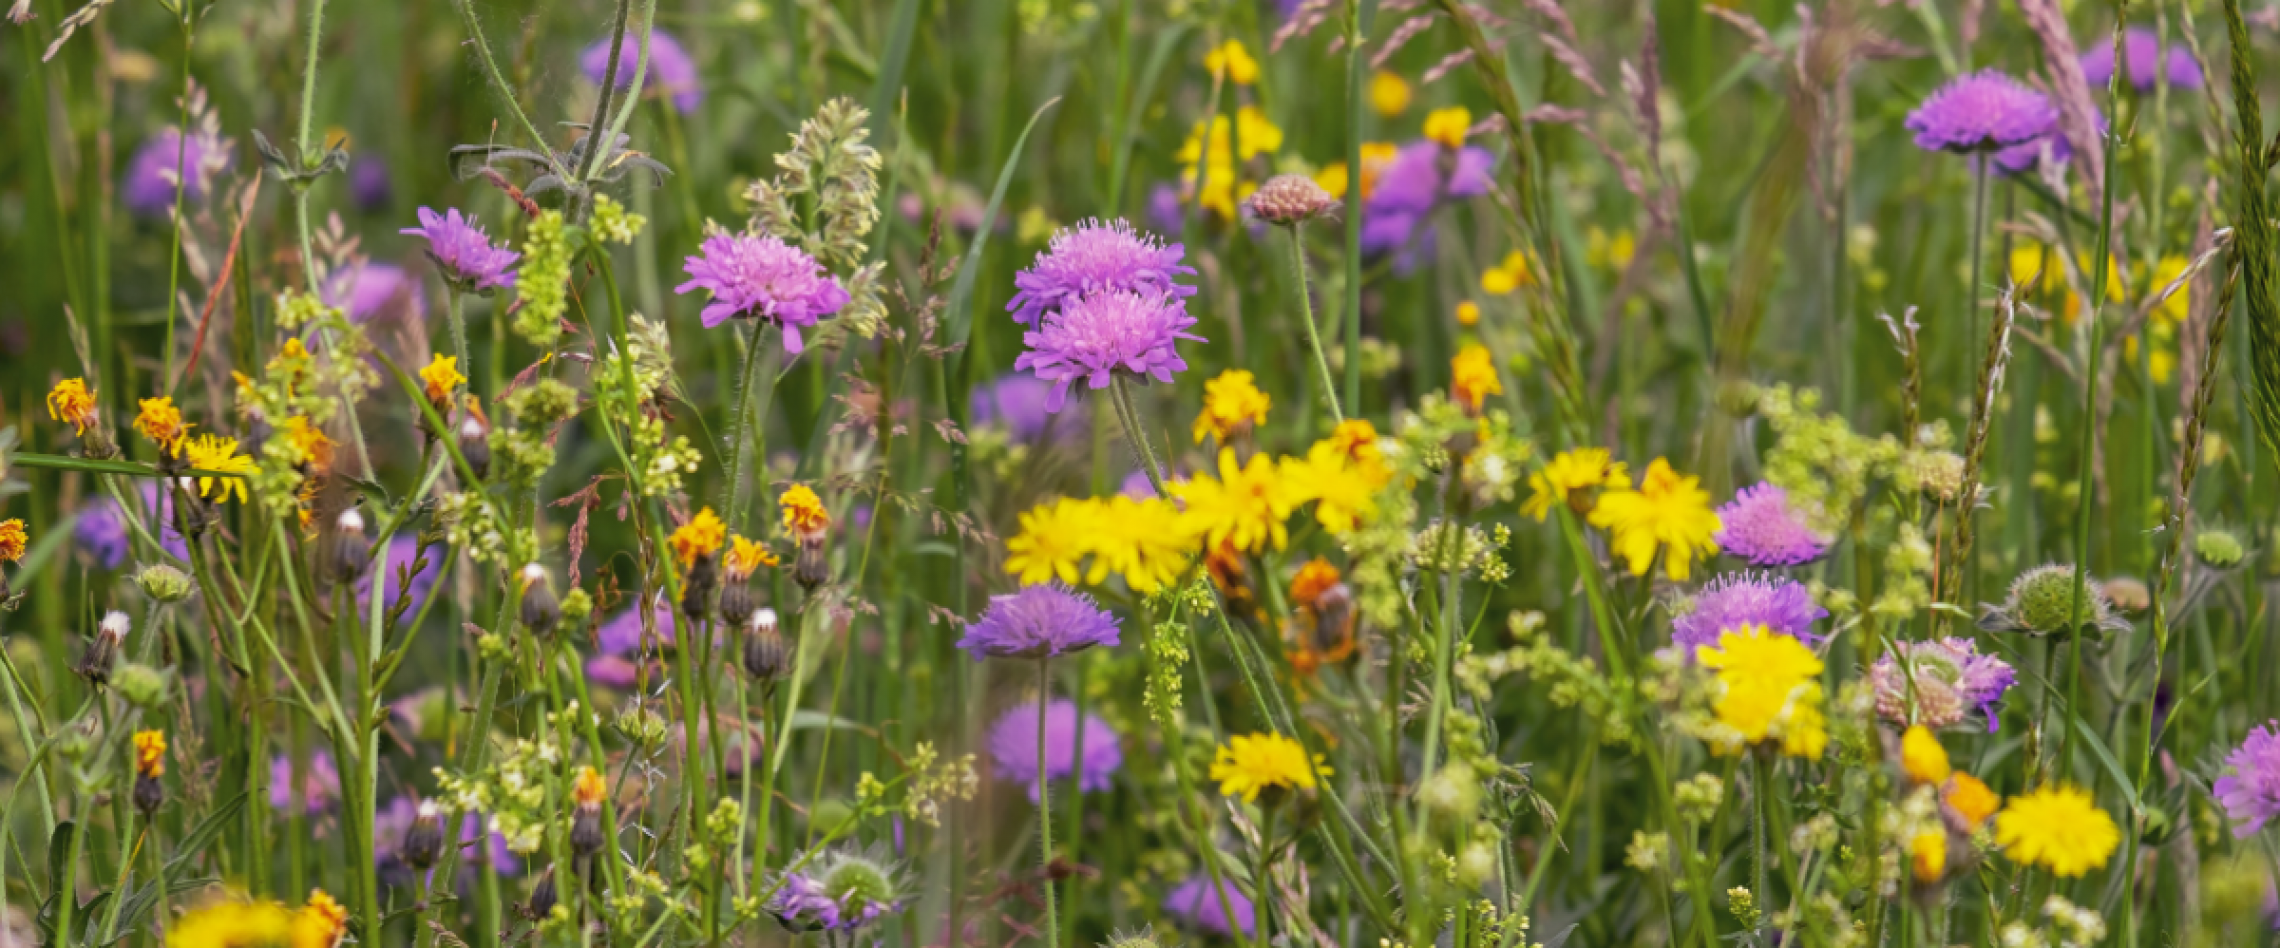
<box><xmin>1964</xmin><ymin>159</ymin><xmax>1991</xmax><ymax>393</ymax></box>
<box><xmin>1285</xmin><ymin>226</ymin><xmax>1343</xmax><ymax>423</ymax></box>
<box><xmin>723</xmin><ymin>320</ymin><xmax>774</xmax><ymax>528</ymax></box>
<box><xmin>1037</xmin><ymin>658</ymin><xmax>1061</xmax><ymax>948</ymax></box>
<box><xmin>445</xmin><ymin>288</ymin><xmax>472</xmax><ymax>398</ymax></box>
<box><xmin>1340</xmin><ymin>0</ymin><xmax>1373</xmax><ymax>412</ymax></box>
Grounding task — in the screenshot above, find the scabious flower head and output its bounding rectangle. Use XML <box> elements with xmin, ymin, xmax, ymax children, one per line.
<box><xmin>1450</xmin><ymin>343</ymin><xmax>1502</xmax><ymax>413</ymax></box>
<box><xmin>1714</xmin><ymin>482</ymin><xmax>1831</xmax><ymax>566</ymax></box>
<box><xmin>1209</xmin><ymin>732</ymin><xmax>1325</xmax><ymax>802</ymax></box>
<box><xmin>582</xmin><ymin>28</ymin><xmax>704</xmax><ymax>112</ymax></box>
<box><xmin>47</xmin><ymin>378</ymin><xmax>100</xmax><ymax>436</ymax></box>
<box><xmin>1996</xmin><ymin>784</ymin><xmax>2121</xmax><ymax>877</ymax></box>
<box><xmin>1981</xmin><ymin>563</ymin><xmax>2129</xmax><ymax>637</ymax></box>
<box><xmin>1589</xmin><ymin>458</ymin><xmax>1722</xmax><ymax>581</ymax></box>
<box><xmin>2214</xmin><ymin>721</ymin><xmax>2280</xmax><ymax>838</ymax></box>
<box><xmin>1192</xmin><ymin>369</ymin><xmax>1271</xmax><ymax>444</ymax></box>
<box><xmin>1172</xmin><ymin>448</ymin><xmax>1296</xmax><ymax>554</ymax></box>
<box><xmin>1007</xmin><ymin>219</ymin><xmax>1196</xmax><ymax>328</ymax></box>
<box><xmin>675</xmin><ymin>232</ymin><xmax>850</xmax><ymax>351</ymax></box>
<box><xmin>135</xmin><ymin>396</ymin><xmax>193</xmax><ymax>455</ymax></box>
<box><xmin>402</xmin><ymin>207</ymin><xmax>519</xmax><ymax>293</ymax></box>
<box><xmin>1360</xmin><ymin>140</ymin><xmax>1494</xmax><ymax>259</ymax></box>
<box><xmin>986</xmin><ymin>698</ymin><xmax>1122</xmax><ymax>800</ymax></box>
<box><xmin>1015</xmin><ymin>290</ymin><xmax>1203</xmax><ymax>413</ymax></box>
<box><xmin>1905</xmin><ymin>70</ymin><xmax>2060</xmax><ymax>153</ymax></box>
<box><xmin>271</xmin><ymin>751</ymin><xmax>342</xmax><ymax>815</ymax></box>
<box><xmin>971</xmin><ymin>372</ymin><xmax>1078</xmax><ymax>444</ymax></box>
<box><xmin>772</xmin><ymin>848</ymin><xmax>905</xmax><ymax>932</ymax></box>
<box><xmin>1163</xmin><ymin>874</ymin><xmax>1256</xmax><ymax>938</ymax></box>
<box><xmin>957</xmin><ymin>583</ymin><xmax>1121</xmax><ymax>660</ymax></box>
<box><xmin>1672</xmin><ymin>572</ymin><xmax>1827</xmax><ymax>649</ymax></box>
<box><xmin>180</xmin><ymin>434</ymin><xmax>257</xmax><ymax>504</ymax></box>
<box><xmin>2081</xmin><ymin>26</ymin><xmax>2201</xmax><ymax>91</ymax></box>
<box><xmin>0</xmin><ymin>519</ymin><xmax>26</xmax><ymax>565</ymax></box>
<box><xmin>1522</xmin><ymin>447</ymin><xmax>1631</xmax><ymax>520</ymax></box>
<box><xmin>1696</xmin><ymin>625</ymin><xmax>1828</xmax><ymax>758</ymax></box>
<box><xmin>1870</xmin><ymin>636</ymin><xmax>2017</xmax><ymax>732</ymax></box>
<box><xmin>779</xmin><ymin>484</ymin><xmax>831</xmax><ymax>539</ymax></box>
<box><xmin>124</xmin><ymin>126</ymin><xmax>230</xmax><ymax>216</ymax></box>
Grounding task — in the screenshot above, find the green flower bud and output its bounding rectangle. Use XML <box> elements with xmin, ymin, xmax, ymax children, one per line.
<box><xmin>2194</xmin><ymin>528</ymin><xmax>2246</xmax><ymax>569</ymax></box>
<box><xmin>113</xmin><ymin>663</ymin><xmax>172</xmax><ymax>709</ymax></box>
<box><xmin>135</xmin><ymin>563</ymin><xmax>196</xmax><ymax>603</ymax></box>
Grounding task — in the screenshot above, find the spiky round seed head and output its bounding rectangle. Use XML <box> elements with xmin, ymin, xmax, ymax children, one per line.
<box><xmin>2195</xmin><ymin>528</ymin><xmax>2246</xmax><ymax>569</ymax></box>
<box><xmin>1244</xmin><ymin>174</ymin><xmax>1339</xmax><ymax>225</ymax></box>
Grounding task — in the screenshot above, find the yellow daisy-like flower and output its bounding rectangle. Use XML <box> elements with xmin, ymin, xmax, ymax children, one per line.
<box><xmin>1943</xmin><ymin>772</ymin><xmax>2001</xmax><ymax>831</ymax></box>
<box><xmin>1005</xmin><ymin>496</ymin><xmax>1103</xmax><ymax>587</ymax></box>
<box><xmin>779</xmin><ymin>484</ymin><xmax>831</xmax><ymax>538</ymax></box>
<box><xmin>133</xmin><ymin>729</ymin><xmax>167</xmax><ymax>778</ymax></box>
<box><xmin>1209</xmin><ymin>732</ymin><xmax>1326</xmax><ymax>802</ymax></box>
<box><xmin>1450</xmin><ymin>344</ymin><xmax>1502</xmax><ymax>413</ymax></box>
<box><xmin>1697</xmin><ymin>625</ymin><xmax>1827</xmax><ymax>758</ymax></box>
<box><xmin>1587</xmin><ymin>458</ymin><xmax>1720</xmax><ymax>580</ymax></box>
<box><xmin>166</xmin><ymin>895</ymin><xmax>295</xmax><ymax>948</ymax></box>
<box><xmin>2147</xmin><ymin>254</ymin><xmax>2189</xmax><ymax>326</ymax></box>
<box><xmin>1192</xmin><ymin>369</ymin><xmax>1272</xmax><ymax>444</ymax></box>
<box><xmin>1900</xmin><ymin>725</ymin><xmax>1951</xmax><ymax>785</ymax></box>
<box><xmin>419</xmin><ymin>353</ymin><xmax>467</xmax><ymax>406</ymax></box>
<box><xmin>0</xmin><ymin>519</ymin><xmax>27</xmax><ymax>565</ymax></box>
<box><xmin>1173</xmin><ymin>448</ymin><xmax>1297</xmax><ymax>554</ymax></box>
<box><xmin>724</xmin><ymin>534</ymin><xmax>778</xmax><ymax>580</ymax></box>
<box><xmin>1089</xmin><ymin>495</ymin><xmax>1194</xmax><ymax>594</ymax></box>
<box><xmin>1995</xmin><ymin>784</ymin><xmax>2120</xmax><ymax>877</ymax></box>
<box><xmin>1909</xmin><ymin>830</ymin><xmax>1947</xmax><ymax>884</ymax></box>
<box><xmin>180</xmin><ymin>434</ymin><xmax>258</xmax><ymax>504</ymax></box>
<box><xmin>1203</xmin><ymin>39</ymin><xmax>1259</xmax><ymax>85</ymax></box>
<box><xmin>670</xmin><ymin>507</ymin><xmax>728</xmax><ymax>569</ymax></box>
<box><xmin>290</xmin><ymin>889</ymin><xmax>349</xmax><ymax>948</ymax></box>
<box><xmin>1520</xmin><ymin>447</ymin><xmax>1631</xmax><ymax>521</ymax></box>
<box><xmin>1370</xmin><ymin>70</ymin><xmax>1412</xmax><ymax>116</ymax></box>
<box><xmin>1314</xmin><ymin>142</ymin><xmax>1400</xmax><ymax>202</ymax></box>
<box><xmin>1177</xmin><ymin>107</ymin><xmax>1285</xmax><ymax>218</ymax></box>
<box><xmin>47</xmin><ymin>378</ymin><xmax>100</xmax><ymax>436</ymax></box>
<box><xmin>134</xmin><ymin>396</ymin><xmax>194</xmax><ymax>455</ymax></box>
<box><xmin>1281</xmin><ymin>442</ymin><xmax>1380</xmax><ymax>535</ymax></box>
<box><xmin>279</xmin><ymin>416</ymin><xmax>336</xmax><ymax>471</ymax></box>
<box><xmin>1480</xmin><ymin>250</ymin><xmax>1538</xmax><ymax>296</ymax></box>
<box><xmin>1423</xmin><ymin>106</ymin><xmax>1472</xmax><ymax>148</ymax></box>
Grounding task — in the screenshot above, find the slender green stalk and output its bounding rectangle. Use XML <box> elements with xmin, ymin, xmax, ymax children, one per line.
<box><xmin>1285</xmin><ymin>225</ymin><xmax>1344</xmax><ymax>423</ymax></box>
<box><xmin>1036</xmin><ymin>657</ymin><xmax>1060</xmax><ymax>948</ymax></box>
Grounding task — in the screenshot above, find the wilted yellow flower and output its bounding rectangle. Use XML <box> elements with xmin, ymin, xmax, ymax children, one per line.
<box><xmin>669</xmin><ymin>507</ymin><xmax>728</xmax><ymax>568</ymax></box>
<box><xmin>1995</xmin><ymin>784</ymin><xmax>2120</xmax><ymax>877</ymax></box>
<box><xmin>134</xmin><ymin>396</ymin><xmax>193</xmax><ymax>455</ymax></box>
<box><xmin>1370</xmin><ymin>70</ymin><xmax>1412</xmax><ymax>116</ymax></box>
<box><xmin>1193</xmin><ymin>369</ymin><xmax>1272</xmax><ymax>444</ymax></box>
<box><xmin>1423</xmin><ymin>106</ymin><xmax>1472</xmax><ymax>148</ymax></box>
<box><xmin>1005</xmin><ymin>496</ymin><xmax>1103</xmax><ymax>587</ymax></box>
<box><xmin>47</xmin><ymin>378</ymin><xmax>100</xmax><ymax>436</ymax></box>
<box><xmin>133</xmin><ymin>729</ymin><xmax>167</xmax><ymax>778</ymax></box>
<box><xmin>1451</xmin><ymin>344</ymin><xmax>1502</xmax><ymax>413</ymax></box>
<box><xmin>1203</xmin><ymin>39</ymin><xmax>1259</xmax><ymax>85</ymax></box>
<box><xmin>181</xmin><ymin>434</ymin><xmax>258</xmax><ymax>504</ymax></box>
<box><xmin>419</xmin><ymin>353</ymin><xmax>466</xmax><ymax>407</ymax></box>
<box><xmin>1173</xmin><ymin>448</ymin><xmax>1297</xmax><ymax>554</ymax></box>
<box><xmin>779</xmin><ymin>484</ymin><xmax>831</xmax><ymax>537</ymax></box>
<box><xmin>1588</xmin><ymin>458</ymin><xmax>1720</xmax><ymax>580</ymax></box>
<box><xmin>573</xmin><ymin>765</ymin><xmax>608</xmax><ymax>807</ymax></box>
<box><xmin>1521</xmin><ymin>447</ymin><xmax>1631</xmax><ymax>520</ymax></box>
<box><xmin>1209</xmin><ymin>732</ymin><xmax>1325</xmax><ymax>802</ymax></box>
<box><xmin>725</xmin><ymin>535</ymin><xmax>779</xmax><ymax>580</ymax></box>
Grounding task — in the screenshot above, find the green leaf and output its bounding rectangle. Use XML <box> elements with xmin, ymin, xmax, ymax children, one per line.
<box><xmin>942</xmin><ymin>96</ymin><xmax>1063</xmax><ymax>356</ymax></box>
<box><xmin>97</xmin><ymin>877</ymin><xmax>218</xmax><ymax>946</ymax></box>
<box><xmin>11</xmin><ymin>453</ymin><xmax>247</xmax><ymax>479</ymax></box>
<box><xmin>162</xmin><ymin>792</ymin><xmax>246</xmax><ymax>878</ymax></box>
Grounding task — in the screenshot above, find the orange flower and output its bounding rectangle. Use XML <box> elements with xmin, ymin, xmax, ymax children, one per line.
<box><xmin>780</xmin><ymin>484</ymin><xmax>831</xmax><ymax>538</ymax></box>
<box><xmin>133</xmin><ymin>396</ymin><xmax>193</xmax><ymax>454</ymax></box>
<box><xmin>669</xmin><ymin>507</ymin><xmax>728</xmax><ymax>569</ymax></box>
<box><xmin>0</xmin><ymin>519</ymin><xmax>26</xmax><ymax>565</ymax></box>
<box><xmin>573</xmin><ymin>765</ymin><xmax>608</xmax><ymax>808</ymax></box>
<box><xmin>46</xmin><ymin>378</ymin><xmax>100</xmax><ymax>436</ymax></box>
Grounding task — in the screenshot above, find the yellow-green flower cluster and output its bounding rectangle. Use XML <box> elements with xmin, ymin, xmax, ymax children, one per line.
<box><xmin>513</xmin><ymin>209</ymin><xmax>574</xmax><ymax>349</ymax></box>
<box><xmin>431</xmin><ymin>734</ymin><xmax>565</xmax><ymax>855</ymax></box>
<box><xmin>589</xmin><ymin>193</ymin><xmax>647</xmax><ymax>245</ymax></box>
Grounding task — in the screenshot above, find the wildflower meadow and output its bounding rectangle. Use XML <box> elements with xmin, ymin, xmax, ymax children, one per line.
<box><xmin>6</xmin><ymin>0</ymin><xmax>2280</xmax><ymax>946</ymax></box>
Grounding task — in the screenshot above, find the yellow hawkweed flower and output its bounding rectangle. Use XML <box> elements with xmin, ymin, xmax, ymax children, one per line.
<box><xmin>1004</xmin><ymin>496</ymin><xmax>1103</xmax><ymax>587</ymax></box>
<box><xmin>1423</xmin><ymin>106</ymin><xmax>1472</xmax><ymax>148</ymax></box>
<box><xmin>1370</xmin><ymin>70</ymin><xmax>1412</xmax><ymax>116</ymax></box>
<box><xmin>291</xmin><ymin>889</ymin><xmax>350</xmax><ymax>948</ymax></box>
<box><xmin>1193</xmin><ymin>369</ymin><xmax>1272</xmax><ymax>444</ymax></box>
<box><xmin>1203</xmin><ymin>39</ymin><xmax>1259</xmax><ymax>85</ymax></box>
<box><xmin>1325</xmin><ymin>419</ymin><xmax>1387</xmax><ymax>474</ymax></box>
<box><xmin>133</xmin><ymin>730</ymin><xmax>167</xmax><ymax>778</ymax></box>
<box><xmin>724</xmin><ymin>535</ymin><xmax>778</xmax><ymax>580</ymax></box>
<box><xmin>134</xmin><ymin>396</ymin><xmax>193</xmax><ymax>455</ymax></box>
<box><xmin>1901</xmin><ymin>725</ymin><xmax>1951</xmax><ymax>785</ymax></box>
<box><xmin>573</xmin><ymin>765</ymin><xmax>608</xmax><ymax>808</ymax></box>
<box><xmin>419</xmin><ymin>353</ymin><xmax>467</xmax><ymax>407</ymax></box>
<box><xmin>1696</xmin><ymin>625</ymin><xmax>1827</xmax><ymax>758</ymax></box>
<box><xmin>1281</xmin><ymin>442</ymin><xmax>1380</xmax><ymax>535</ymax></box>
<box><xmin>47</xmin><ymin>378</ymin><xmax>100</xmax><ymax>436</ymax></box>
<box><xmin>0</xmin><ymin>519</ymin><xmax>26</xmax><ymax>564</ymax></box>
<box><xmin>1995</xmin><ymin>784</ymin><xmax>2120</xmax><ymax>877</ymax></box>
<box><xmin>180</xmin><ymin>434</ymin><xmax>258</xmax><ymax>504</ymax></box>
<box><xmin>1944</xmin><ymin>772</ymin><xmax>2000</xmax><ymax>831</ymax></box>
<box><xmin>1089</xmin><ymin>495</ymin><xmax>1194</xmax><ymax>594</ymax></box>
<box><xmin>1480</xmin><ymin>250</ymin><xmax>1537</xmax><ymax>295</ymax></box>
<box><xmin>1177</xmin><ymin>107</ymin><xmax>1285</xmax><ymax>218</ymax></box>
<box><xmin>779</xmin><ymin>484</ymin><xmax>831</xmax><ymax>538</ymax></box>
<box><xmin>1455</xmin><ymin>300</ymin><xmax>1481</xmax><ymax>327</ymax></box>
<box><xmin>1909</xmin><ymin>830</ymin><xmax>1947</xmax><ymax>884</ymax></box>
<box><xmin>1521</xmin><ymin>447</ymin><xmax>1631</xmax><ymax>521</ymax></box>
<box><xmin>1209</xmin><ymin>732</ymin><xmax>1326</xmax><ymax>802</ymax></box>
<box><xmin>1173</xmin><ymin>448</ymin><xmax>1297</xmax><ymax>554</ymax></box>
<box><xmin>1450</xmin><ymin>344</ymin><xmax>1502</xmax><ymax>413</ymax></box>
<box><xmin>280</xmin><ymin>416</ymin><xmax>336</xmax><ymax>471</ymax></box>
<box><xmin>669</xmin><ymin>507</ymin><xmax>728</xmax><ymax>569</ymax></box>
<box><xmin>166</xmin><ymin>895</ymin><xmax>295</xmax><ymax>948</ymax></box>
<box><xmin>1588</xmin><ymin>458</ymin><xmax>1721</xmax><ymax>580</ymax></box>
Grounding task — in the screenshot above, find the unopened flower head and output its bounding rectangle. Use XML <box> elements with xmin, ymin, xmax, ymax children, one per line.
<box><xmin>1981</xmin><ymin>564</ymin><xmax>2129</xmax><ymax>637</ymax></box>
<box><xmin>1006</xmin><ymin>219</ymin><xmax>1196</xmax><ymax>328</ymax></box>
<box><xmin>402</xmin><ymin>207</ymin><xmax>519</xmax><ymax>293</ymax></box>
<box><xmin>1244</xmin><ymin>173</ymin><xmax>1339</xmax><ymax>224</ymax></box>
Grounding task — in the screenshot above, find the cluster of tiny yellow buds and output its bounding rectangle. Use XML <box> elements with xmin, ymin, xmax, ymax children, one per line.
<box><xmin>590</xmin><ymin>194</ymin><xmax>648</xmax><ymax>245</ymax></box>
<box><xmin>271</xmin><ymin>289</ymin><xmax>338</xmax><ymax>330</ymax></box>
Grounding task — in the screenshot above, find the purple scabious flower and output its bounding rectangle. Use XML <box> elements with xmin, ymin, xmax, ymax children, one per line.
<box><xmin>2081</xmin><ymin>27</ymin><xmax>2201</xmax><ymax>91</ymax></box>
<box><xmin>1007</xmin><ymin>219</ymin><xmax>1197</xmax><ymax>329</ymax></box>
<box><xmin>371</xmin><ymin>796</ymin><xmax>521</xmax><ymax>886</ymax></box>
<box><xmin>587</xmin><ymin>596</ymin><xmax>678</xmax><ymax>689</ymax></box>
<box><xmin>402</xmin><ymin>207</ymin><xmax>520</xmax><ymax>293</ymax></box>
<box><xmin>770</xmin><ymin>849</ymin><xmax>904</xmax><ymax>932</ymax></box>
<box><xmin>582</xmin><ymin>29</ymin><xmax>703</xmax><ymax>113</ymax></box>
<box><xmin>124</xmin><ymin>127</ymin><xmax>231</xmax><ymax>216</ymax></box>
<box><xmin>1870</xmin><ymin>637</ymin><xmax>2017</xmax><ymax>732</ymax></box>
<box><xmin>1163</xmin><ymin>873</ymin><xmax>1255</xmax><ymax>938</ymax></box>
<box><xmin>971</xmin><ymin>372</ymin><xmax>1080</xmax><ymax>444</ymax></box>
<box><xmin>2215</xmin><ymin>721</ymin><xmax>2280</xmax><ymax>838</ymax></box>
<box><xmin>958</xmin><ymin>583</ymin><xmax>1121</xmax><ymax>660</ymax></box>
<box><xmin>1671</xmin><ymin>572</ymin><xmax>1828</xmax><ymax>649</ymax></box>
<box><xmin>1147</xmin><ymin>182</ymin><xmax>1187</xmax><ymax>236</ymax></box>
<box><xmin>351</xmin><ymin>158</ymin><xmax>392</xmax><ymax>210</ymax></box>
<box><xmin>74</xmin><ymin>499</ymin><xmax>131</xmax><ymax>570</ymax></box>
<box><xmin>1714</xmin><ymin>483</ymin><xmax>1831</xmax><ymax>567</ymax></box>
<box><xmin>325</xmin><ymin>262</ymin><xmax>428</xmax><ymax>324</ymax></box>
<box><xmin>986</xmin><ymin>699</ymin><xmax>1122</xmax><ymax>800</ymax></box>
<box><xmin>1990</xmin><ymin>108</ymin><xmax>2106</xmax><ymax>176</ymax></box>
<box><xmin>270</xmin><ymin>750</ymin><xmax>342</xmax><ymax>815</ymax></box>
<box><xmin>1013</xmin><ymin>290</ymin><xmax>1203</xmax><ymax>413</ymax></box>
<box><xmin>1358</xmin><ymin>141</ymin><xmax>1494</xmax><ymax>264</ymax></box>
<box><xmin>359</xmin><ymin>535</ymin><xmax>443</xmax><ymax>617</ymax></box>
<box><xmin>1905</xmin><ymin>70</ymin><xmax>2060</xmax><ymax>154</ymax></box>
<box><xmin>674</xmin><ymin>232</ymin><xmax>850</xmax><ymax>352</ymax></box>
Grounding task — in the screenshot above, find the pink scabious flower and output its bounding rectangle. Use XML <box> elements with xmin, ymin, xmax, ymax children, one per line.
<box><xmin>325</xmin><ymin>261</ymin><xmax>428</xmax><ymax>324</ymax></box>
<box><xmin>1671</xmin><ymin>572</ymin><xmax>1827</xmax><ymax>649</ymax></box>
<box><xmin>1905</xmin><ymin>70</ymin><xmax>2060</xmax><ymax>154</ymax></box>
<box><xmin>402</xmin><ymin>207</ymin><xmax>519</xmax><ymax>293</ymax></box>
<box><xmin>1870</xmin><ymin>637</ymin><xmax>2017</xmax><ymax>732</ymax></box>
<box><xmin>2081</xmin><ymin>27</ymin><xmax>2201</xmax><ymax>91</ymax></box>
<box><xmin>675</xmin><ymin>232</ymin><xmax>850</xmax><ymax>353</ymax></box>
<box><xmin>1163</xmin><ymin>874</ymin><xmax>1255</xmax><ymax>938</ymax></box>
<box><xmin>2215</xmin><ymin>721</ymin><xmax>2280</xmax><ymax>838</ymax></box>
<box><xmin>1714</xmin><ymin>483</ymin><xmax>1832</xmax><ymax>567</ymax></box>
<box><xmin>957</xmin><ymin>583</ymin><xmax>1121</xmax><ymax>660</ymax></box>
<box><xmin>986</xmin><ymin>698</ymin><xmax>1122</xmax><ymax>800</ymax></box>
<box><xmin>1007</xmin><ymin>219</ymin><xmax>1196</xmax><ymax>328</ymax></box>
<box><xmin>582</xmin><ymin>28</ymin><xmax>703</xmax><ymax>113</ymax></box>
<box><xmin>1014</xmin><ymin>290</ymin><xmax>1203</xmax><ymax>413</ymax></box>
<box><xmin>270</xmin><ymin>750</ymin><xmax>342</xmax><ymax>815</ymax></box>
<box><xmin>124</xmin><ymin>126</ymin><xmax>232</xmax><ymax>216</ymax></box>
